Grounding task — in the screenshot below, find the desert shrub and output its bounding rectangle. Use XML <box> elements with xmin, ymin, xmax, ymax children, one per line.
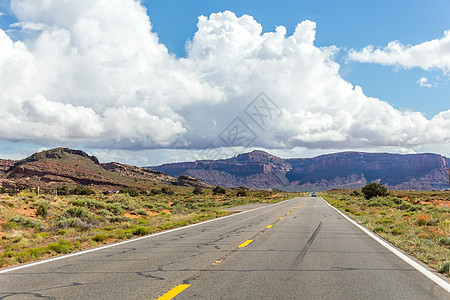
<box><xmin>92</xmin><ymin>233</ymin><xmax>108</xmax><ymax>242</ymax></box>
<box><xmin>108</xmin><ymin>216</ymin><xmax>130</xmax><ymax>223</ymax></box>
<box><xmin>16</xmin><ymin>247</ymin><xmax>45</xmax><ymax>263</ymax></box>
<box><xmin>192</xmin><ymin>186</ymin><xmax>203</xmax><ymax>195</ymax></box>
<box><xmin>119</xmin><ymin>187</ymin><xmax>140</xmax><ymax>197</ymax></box>
<box><xmin>72</xmin><ymin>219</ymin><xmax>92</xmax><ymax>230</ymax></box>
<box><xmin>391</xmin><ymin>227</ymin><xmax>403</xmax><ymax>235</ymax></box>
<box><xmin>416</xmin><ymin>213</ymin><xmax>431</xmax><ymax>226</ymax></box>
<box><xmin>382</xmin><ymin>218</ymin><xmax>394</xmax><ymax>224</ymax></box>
<box><xmin>439</xmin><ymin>237</ymin><xmax>450</xmax><ymax>246</ymax></box>
<box><xmin>56</xmin><ymin>185</ymin><xmax>70</xmax><ymax>196</ymax></box>
<box><xmin>72</xmin><ymin>186</ymin><xmax>96</xmax><ymax>195</ymax></box>
<box><xmin>373</xmin><ymin>226</ymin><xmax>386</xmax><ymax>233</ymax></box>
<box><xmin>439</xmin><ymin>261</ymin><xmax>450</xmax><ymax>274</ymax></box>
<box><xmin>66</xmin><ymin>207</ymin><xmax>89</xmax><ymax>218</ymax></box>
<box><xmin>426</xmin><ymin>218</ymin><xmax>440</xmax><ymax>226</ymax></box>
<box><xmin>57</xmin><ymin>217</ymin><xmax>78</xmax><ymax>229</ymax></box>
<box><xmin>236</xmin><ymin>190</ymin><xmax>247</xmax><ymax>197</ymax></box>
<box><xmin>71</xmin><ymin>199</ymin><xmax>107</xmax><ymax>209</ymax></box>
<box><xmin>134</xmin><ymin>209</ymin><xmax>148</xmax><ymax>216</ymax></box>
<box><xmin>160</xmin><ymin>187</ymin><xmax>174</xmax><ymax>195</ymax></box>
<box><xmin>132</xmin><ymin>226</ymin><xmax>151</xmax><ymax>236</ymax></box>
<box><xmin>361</xmin><ymin>182</ymin><xmax>388</xmax><ymax>199</ymax></box>
<box><xmin>150</xmin><ymin>189</ymin><xmax>161</xmax><ymax>195</ymax></box>
<box><xmin>108</xmin><ymin>194</ymin><xmax>137</xmax><ymax>210</ymax></box>
<box><xmin>57</xmin><ymin>229</ymin><xmax>67</xmax><ymax>235</ymax></box>
<box><xmin>350</xmin><ymin>190</ymin><xmax>360</xmax><ymax>196</ymax></box>
<box><xmin>106</xmin><ymin>203</ymin><xmax>125</xmax><ymax>215</ymax></box>
<box><xmin>57</xmin><ymin>185</ymin><xmax>95</xmax><ymax>196</ymax></box>
<box><xmin>143</xmin><ymin>203</ymin><xmax>155</xmax><ymax>210</ymax></box>
<box><xmin>36</xmin><ymin>201</ymin><xmax>49</xmax><ymax>218</ymax></box>
<box><xmin>98</xmin><ymin>209</ymin><xmax>114</xmax><ymax>217</ymax></box>
<box><xmin>7</xmin><ymin>216</ymin><xmax>42</xmax><ymax>229</ymax></box>
<box><xmin>47</xmin><ymin>239</ymin><xmax>74</xmax><ymax>254</ymax></box>
<box><xmin>397</xmin><ymin>202</ymin><xmax>412</xmax><ymax>210</ymax></box>
<box><xmin>212</xmin><ymin>186</ymin><xmax>226</xmax><ymax>195</ymax></box>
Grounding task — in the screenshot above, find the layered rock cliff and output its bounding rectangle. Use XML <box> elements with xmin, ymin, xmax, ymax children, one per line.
<box><xmin>151</xmin><ymin>150</ymin><xmax>450</xmax><ymax>191</ymax></box>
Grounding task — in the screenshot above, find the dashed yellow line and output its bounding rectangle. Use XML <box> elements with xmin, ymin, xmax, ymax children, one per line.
<box><xmin>266</xmin><ymin>225</ymin><xmax>273</xmax><ymax>229</ymax></box>
<box><xmin>279</xmin><ymin>217</ymin><xmax>284</xmax><ymax>220</ymax></box>
<box><xmin>286</xmin><ymin>212</ymin><xmax>290</xmax><ymax>215</ymax></box>
<box><xmin>238</xmin><ymin>240</ymin><xmax>254</xmax><ymax>248</ymax></box>
<box><xmin>156</xmin><ymin>284</ymin><xmax>190</xmax><ymax>300</ymax></box>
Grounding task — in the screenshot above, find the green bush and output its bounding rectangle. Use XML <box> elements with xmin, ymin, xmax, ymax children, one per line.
<box><xmin>106</xmin><ymin>203</ymin><xmax>125</xmax><ymax>215</ymax></box>
<box><xmin>92</xmin><ymin>233</ymin><xmax>108</xmax><ymax>242</ymax></box>
<box><xmin>361</xmin><ymin>182</ymin><xmax>388</xmax><ymax>199</ymax></box>
<box><xmin>192</xmin><ymin>186</ymin><xmax>203</xmax><ymax>195</ymax></box>
<box><xmin>47</xmin><ymin>239</ymin><xmax>74</xmax><ymax>254</ymax></box>
<box><xmin>133</xmin><ymin>226</ymin><xmax>151</xmax><ymax>236</ymax></box>
<box><xmin>119</xmin><ymin>187</ymin><xmax>140</xmax><ymax>197</ymax></box>
<box><xmin>236</xmin><ymin>190</ymin><xmax>247</xmax><ymax>197</ymax></box>
<box><xmin>350</xmin><ymin>190</ymin><xmax>360</xmax><ymax>196</ymax></box>
<box><xmin>391</xmin><ymin>227</ymin><xmax>403</xmax><ymax>235</ymax></box>
<box><xmin>36</xmin><ymin>202</ymin><xmax>49</xmax><ymax>218</ymax></box>
<box><xmin>439</xmin><ymin>237</ymin><xmax>450</xmax><ymax>246</ymax></box>
<box><xmin>212</xmin><ymin>186</ymin><xmax>226</xmax><ymax>195</ymax></box>
<box><xmin>134</xmin><ymin>209</ymin><xmax>148</xmax><ymax>216</ymax></box>
<box><xmin>150</xmin><ymin>189</ymin><xmax>161</xmax><ymax>195</ymax></box>
<box><xmin>7</xmin><ymin>216</ymin><xmax>42</xmax><ymax>229</ymax></box>
<box><xmin>160</xmin><ymin>187</ymin><xmax>174</xmax><ymax>195</ymax></box>
<box><xmin>66</xmin><ymin>207</ymin><xmax>89</xmax><ymax>218</ymax></box>
<box><xmin>108</xmin><ymin>194</ymin><xmax>137</xmax><ymax>210</ymax></box>
<box><xmin>71</xmin><ymin>199</ymin><xmax>107</xmax><ymax>209</ymax></box>
<box><xmin>373</xmin><ymin>226</ymin><xmax>386</xmax><ymax>233</ymax></box>
<box><xmin>439</xmin><ymin>261</ymin><xmax>450</xmax><ymax>274</ymax></box>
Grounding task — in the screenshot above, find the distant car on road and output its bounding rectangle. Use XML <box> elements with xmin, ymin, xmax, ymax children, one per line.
<box><xmin>310</xmin><ymin>192</ymin><xmax>317</xmax><ymax>197</ymax></box>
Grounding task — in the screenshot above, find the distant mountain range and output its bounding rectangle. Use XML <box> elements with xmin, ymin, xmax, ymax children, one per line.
<box><xmin>150</xmin><ymin>150</ymin><xmax>450</xmax><ymax>191</ymax></box>
<box><xmin>0</xmin><ymin>148</ymin><xmax>209</xmax><ymax>191</ymax></box>
<box><xmin>1</xmin><ymin>148</ymin><xmax>449</xmax><ymax>192</ymax></box>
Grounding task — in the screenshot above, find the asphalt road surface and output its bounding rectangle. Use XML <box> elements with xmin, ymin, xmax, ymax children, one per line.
<box><xmin>1</xmin><ymin>197</ymin><xmax>449</xmax><ymax>299</ymax></box>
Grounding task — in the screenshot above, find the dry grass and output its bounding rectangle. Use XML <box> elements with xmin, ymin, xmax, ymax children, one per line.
<box><xmin>322</xmin><ymin>190</ymin><xmax>450</xmax><ymax>277</ymax></box>
<box><xmin>0</xmin><ymin>188</ymin><xmax>301</xmax><ymax>268</ymax></box>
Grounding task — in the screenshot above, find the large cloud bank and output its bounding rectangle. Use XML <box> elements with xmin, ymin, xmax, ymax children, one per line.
<box><xmin>0</xmin><ymin>0</ymin><xmax>449</xmax><ymax>152</ymax></box>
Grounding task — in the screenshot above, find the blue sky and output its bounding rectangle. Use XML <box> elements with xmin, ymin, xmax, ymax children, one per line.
<box><xmin>0</xmin><ymin>0</ymin><xmax>449</xmax><ymax>165</ymax></box>
<box><xmin>144</xmin><ymin>0</ymin><xmax>450</xmax><ymax>117</ymax></box>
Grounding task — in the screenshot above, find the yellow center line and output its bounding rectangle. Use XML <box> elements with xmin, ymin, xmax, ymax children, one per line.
<box><xmin>238</xmin><ymin>240</ymin><xmax>254</xmax><ymax>248</ymax></box>
<box><xmin>279</xmin><ymin>217</ymin><xmax>284</xmax><ymax>220</ymax></box>
<box><xmin>266</xmin><ymin>224</ymin><xmax>273</xmax><ymax>229</ymax></box>
<box><xmin>286</xmin><ymin>212</ymin><xmax>290</xmax><ymax>215</ymax></box>
<box><xmin>156</xmin><ymin>284</ymin><xmax>190</xmax><ymax>300</ymax></box>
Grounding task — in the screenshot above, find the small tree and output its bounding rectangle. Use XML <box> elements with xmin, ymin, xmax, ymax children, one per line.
<box><xmin>361</xmin><ymin>182</ymin><xmax>388</xmax><ymax>199</ymax></box>
<box><xmin>192</xmin><ymin>186</ymin><xmax>203</xmax><ymax>195</ymax></box>
<box><xmin>236</xmin><ymin>190</ymin><xmax>247</xmax><ymax>197</ymax></box>
<box><xmin>119</xmin><ymin>187</ymin><xmax>139</xmax><ymax>197</ymax></box>
<box><xmin>160</xmin><ymin>187</ymin><xmax>174</xmax><ymax>195</ymax></box>
<box><xmin>212</xmin><ymin>186</ymin><xmax>226</xmax><ymax>195</ymax></box>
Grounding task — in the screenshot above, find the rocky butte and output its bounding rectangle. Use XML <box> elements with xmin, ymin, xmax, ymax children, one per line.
<box><xmin>150</xmin><ymin>150</ymin><xmax>450</xmax><ymax>191</ymax></box>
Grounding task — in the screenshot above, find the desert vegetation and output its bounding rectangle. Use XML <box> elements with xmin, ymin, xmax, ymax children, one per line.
<box><xmin>323</xmin><ymin>189</ymin><xmax>450</xmax><ymax>277</ymax></box>
<box><xmin>0</xmin><ymin>186</ymin><xmax>297</xmax><ymax>268</ymax></box>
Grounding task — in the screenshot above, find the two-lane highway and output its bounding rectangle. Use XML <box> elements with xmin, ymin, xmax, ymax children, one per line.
<box><xmin>1</xmin><ymin>197</ymin><xmax>449</xmax><ymax>299</ymax></box>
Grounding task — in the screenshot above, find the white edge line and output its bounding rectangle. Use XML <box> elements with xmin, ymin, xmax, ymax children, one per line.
<box><xmin>0</xmin><ymin>197</ymin><xmax>300</xmax><ymax>274</ymax></box>
<box><xmin>321</xmin><ymin>197</ymin><xmax>450</xmax><ymax>293</ymax></box>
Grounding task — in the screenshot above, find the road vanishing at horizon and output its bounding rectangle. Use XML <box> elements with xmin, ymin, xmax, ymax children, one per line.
<box><xmin>1</xmin><ymin>197</ymin><xmax>449</xmax><ymax>299</ymax></box>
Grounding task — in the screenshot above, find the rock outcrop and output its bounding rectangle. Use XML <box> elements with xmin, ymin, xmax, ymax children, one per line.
<box><xmin>151</xmin><ymin>150</ymin><xmax>450</xmax><ymax>191</ymax></box>
<box><xmin>0</xmin><ymin>148</ymin><xmax>208</xmax><ymax>190</ymax></box>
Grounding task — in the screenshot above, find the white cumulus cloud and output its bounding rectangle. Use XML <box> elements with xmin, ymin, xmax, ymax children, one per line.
<box><xmin>0</xmin><ymin>1</ymin><xmax>449</xmax><ymax>156</ymax></box>
<box><xmin>348</xmin><ymin>30</ymin><xmax>450</xmax><ymax>73</ymax></box>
